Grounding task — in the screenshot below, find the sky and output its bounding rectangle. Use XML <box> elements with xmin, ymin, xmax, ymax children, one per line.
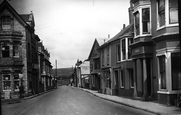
<box><xmin>0</xmin><ymin>0</ymin><xmax>130</xmax><ymax>68</ymax></box>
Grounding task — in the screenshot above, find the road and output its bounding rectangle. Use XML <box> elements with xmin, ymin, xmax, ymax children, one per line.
<box><xmin>2</xmin><ymin>86</ymin><xmax>155</xmax><ymax>115</ymax></box>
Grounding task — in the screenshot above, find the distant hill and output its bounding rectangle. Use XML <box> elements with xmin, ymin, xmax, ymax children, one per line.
<box><xmin>53</xmin><ymin>67</ymin><xmax>74</xmax><ymax>78</ymax></box>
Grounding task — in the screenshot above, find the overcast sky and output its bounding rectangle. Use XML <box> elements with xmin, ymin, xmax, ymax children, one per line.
<box><xmin>1</xmin><ymin>0</ymin><xmax>130</xmax><ymax>68</ymax></box>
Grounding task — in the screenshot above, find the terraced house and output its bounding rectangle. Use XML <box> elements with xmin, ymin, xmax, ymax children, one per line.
<box><xmin>96</xmin><ymin>0</ymin><xmax>180</xmax><ymax>106</ymax></box>
<box><xmin>130</xmin><ymin>0</ymin><xmax>180</xmax><ymax>105</ymax></box>
<box><xmin>0</xmin><ymin>0</ymin><xmax>40</xmax><ymax>99</ymax></box>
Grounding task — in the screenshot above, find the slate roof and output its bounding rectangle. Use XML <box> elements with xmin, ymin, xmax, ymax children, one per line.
<box><xmin>98</xmin><ymin>23</ymin><xmax>134</xmax><ymax>50</ymax></box>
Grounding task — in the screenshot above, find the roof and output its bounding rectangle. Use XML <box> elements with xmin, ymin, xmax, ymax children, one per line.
<box><xmin>0</xmin><ymin>0</ymin><xmax>35</xmax><ymax>31</ymax></box>
<box><xmin>98</xmin><ymin>24</ymin><xmax>134</xmax><ymax>50</ymax></box>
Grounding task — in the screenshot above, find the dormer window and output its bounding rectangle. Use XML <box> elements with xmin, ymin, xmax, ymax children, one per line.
<box><xmin>1</xmin><ymin>16</ymin><xmax>12</xmax><ymax>30</ymax></box>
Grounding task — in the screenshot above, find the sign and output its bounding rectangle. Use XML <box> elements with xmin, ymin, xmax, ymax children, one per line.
<box><xmin>80</xmin><ymin>61</ymin><xmax>90</xmax><ymax>75</ymax></box>
<box><xmin>4</xmin><ymin>90</ymin><xmax>10</xmax><ymax>99</ymax></box>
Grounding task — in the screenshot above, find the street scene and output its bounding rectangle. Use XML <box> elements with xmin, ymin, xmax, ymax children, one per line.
<box><xmin>2</xmin><ymin>86</ymin><xmax>155</xmax><ymax>115</ymax></box>
<box><xmin>0</xmin><ymin>0</ymin><xmax>181</xmax><ymax>115</ymax></box>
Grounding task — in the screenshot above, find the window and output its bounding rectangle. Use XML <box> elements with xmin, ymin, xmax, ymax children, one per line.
<box><xmin>171</xmin><ymin>53</ymin><xmax>180</xmax><ymax>90</ymax></box>
<box><xmin>3</xmin><ymin>74</ymin><xmax>11</xmax><ymax>90</ymax></box>
<box><xmin>128</xmin><ymin>38</ymin><xmax>133</xmax><ymax>59</ymax></box>
<box><xmin>14</xmin><ymin>74</ymin><xmax>20</xmax><ymax>91</ymax></box>
<box><xmin>158</xmin><ymin>55</ymin><xmax>166</xmax><ymax>89</ymax></box>
<box><xmin>169</xmin><ymin>0</ymin><xmax>178</xmax><ymax>24</ymax></box>
<box><xmin>1</xmin><ymin>16</ymin><xmax>11</xmax><ymax>30</ymax></box>
<box><xmin>116</xmin><ymin>44</ymin><xmax>121</xmax><ymax>62</ymax></box>
<box><xmin>107</xmin><ymin>47</ymin><xmax>109</xmax><ymax>65</ymax></box>
<box><xmin>120</xmin><ymin>71</ymin><xmax>124</xmax><ymax>88</ymax></box>
<box><xmin>102</xmin><ymin>50</ymin><xmax>104</xmax><ymax>66</ymax></box>
<box><xmin>122</xmin><ymin>39</ymin><xmax>126</xmax><ymax>60</ymax></box>
<box><xmin>158</xmin><ymin>0</ymin><xmax>165</xmax><ymax>27</ymax></box>
<box><xmin>1</xmin><ymin>43</ymin><xmax>10</xmax><ymax>57</ymax></box>
<box><xmin>142</xmin><ymin>8</ymin><xmax>150</xmax><ymax>34</ymax></box>
<box><xmin>13</xmin><ymin>45</ymin><xmax>19</xmax><ymax>58</ymax></box>
<box><xmin>134</xmin><ymin>11</ymin><xmax>140</xmax><ymax>36</ymax></box>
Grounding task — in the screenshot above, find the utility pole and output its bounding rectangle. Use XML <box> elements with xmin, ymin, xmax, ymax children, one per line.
<box><xmin>55</xmin><ymin>60</ymin><xmax>57</xmax><ymax>88</ymax></box>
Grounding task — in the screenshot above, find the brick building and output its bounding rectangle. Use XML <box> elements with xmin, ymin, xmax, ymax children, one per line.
<box><xmin>0</xmin><ymin>0</ymin><xmax>40</xmax><ymax>98</ymax></box>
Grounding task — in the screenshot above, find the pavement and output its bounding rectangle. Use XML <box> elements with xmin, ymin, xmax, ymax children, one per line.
<box><xmin>80</xmin><ymin>88</ymin><xmax>181</xmax><ymax>115</ymax></box>
<box><xmin>1</xmin><ymin>88</ymin><xmax>56</xmax><ymax>105</ymax></box>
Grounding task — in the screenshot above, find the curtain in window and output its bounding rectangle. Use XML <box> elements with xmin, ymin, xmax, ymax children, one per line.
<box><xmin>169</xmin><ymin>0</ymin><xmax>178</xmax><ymax>24</ymax></box>
<box><xmin>158</xmin><ymin>0</ymin><xmax>165</xmax><ymax>27</ymax></box>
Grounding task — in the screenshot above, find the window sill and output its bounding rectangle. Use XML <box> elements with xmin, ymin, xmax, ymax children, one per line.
<box><xmin>157</xmin><ymin>90</ymin><xmax>181</xmax><ymax>94</ymax></box>
<box><xmin>134</xmin><ymin>34</ymin><xmax>152</xmax><ymax>38</ymax></box>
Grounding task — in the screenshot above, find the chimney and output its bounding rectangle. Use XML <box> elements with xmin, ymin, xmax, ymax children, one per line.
<box><xmin>123</xmin><ymin>24</ymin><xmax>126</xmax><ymax>29</ymax></box>
<box><xmin>128</xmin><ymin>1</ymin><xmax>134</xmax><ymax>24</ymax></box>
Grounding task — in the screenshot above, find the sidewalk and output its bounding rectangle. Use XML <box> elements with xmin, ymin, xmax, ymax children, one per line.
<box><xmin>1</xmin><ymin>88</ymin><xmax>56</xmax><ymax>105</ymax></box>
<box><xmin>80</xmin><ymin>88</ymin><xmax>181</xmax><ymax>115</ymax></box>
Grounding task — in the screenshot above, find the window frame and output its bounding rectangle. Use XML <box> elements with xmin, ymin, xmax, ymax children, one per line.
<box><xmin>156</xmin><ymin>0</ymin><xmax>179</xmax><ymax>31</ymax></box>
<box><xmin>133</xmin><ymin>5</ymin><xmax>151</xmax><ymax>38</ymax></box>
<box><xmin>2</xmin><ymin>74</ymin><xmax>11</xmax><ymax>91</ymax></box>
<box><xmin>1</xmin><ymin>16</ymin><xmax>12</xmax><ymax>30</ymax></box>
<box><xmin>116</xmin><ymin>44</ymin><xmax>121</xmax><ymax>62</ymax></box>
<box><xmin>1</xmin><ymin>42</ymin><xmax>10</xmax><ymax>58</ymax></box>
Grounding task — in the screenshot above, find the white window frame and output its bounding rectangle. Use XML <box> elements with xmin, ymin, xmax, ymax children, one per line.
<box><xmin>133</xmin><ymin>5</ymin><xmax>151</xmax><ymax>38</ymax></box>
<box><xmin>156</xmin><ymin>0</ymin><xmax>179</xmax><ymax>31</ymax></box>
<box><xmin>120</xmin><ymin>38</ymin><xmax>133</xmax><ymax>61</ymax></box>
<box><xmin>156</xmin><ymin>48</ymin><xmax>180</xmax><ymax>93</ymax></box>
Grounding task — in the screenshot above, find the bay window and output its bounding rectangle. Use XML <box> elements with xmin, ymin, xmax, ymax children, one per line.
<box><xmin>142</xmin><ymin>8</ymin><xmax>150</xmax><ymax>34</ymax></box>
<box><xmin>157</xmin><ymin>0</ymin><xmax>165</xmax><ymax>27</ymax></box>
<box><xmin>157</xmin><ymin>0</ymin><xmax>178</xmax><ymax>28</ymax></box>
<box><xmin>134</xmin><ymin>11</ymin><xmax>140</xmax><ymax>36</ymax></box>
<box><xmin>169</xmin><ymin>0</ymin><xmax>178</xmax><ymax>24</ymax></box>
<box><xmin>134</xmin><ymin>6</ymin><xmax>151</xmax><ymax>37</ymax></box>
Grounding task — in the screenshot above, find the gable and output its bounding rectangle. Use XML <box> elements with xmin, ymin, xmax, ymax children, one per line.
<box><xmin>88</xmin><ymin>39</ymin><xmax>100</xmax><ymax>60</ymax></box>
<box><xmin>0</xmin><ymin>0</ymin><xmax>28</xmax><ymax>28</ymax></box>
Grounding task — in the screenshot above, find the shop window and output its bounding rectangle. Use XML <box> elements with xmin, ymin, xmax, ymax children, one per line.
<box><xmin>1</xmin><ymin>43</ymin><xmax>10</xmax><ymax>57</ymax></box>
<box><xmin>157</xmin><ymin>0</ymin><xmax>165</xmax><ymax>27</ymax></box>
<box><xmin>1</xmin><ymin>16</ymin><xmax>11</xmax><ymax>30</ymax></box>
<box><xmin>169</xmin><ymin>0</ymin><xmax>178</xmax><ymax>24</ymax></box>
<box><xmin>171</xmin><ymin>53</ymin><xmax>180</xmax><ymax>90</ymax></box>
<box><xmin>14</xmin><ymin>74</ymin><xmax>20</xmax><ymax>91</ymax></box>
<box><xmin>158</xmin><ymin>55</ymin><xmax>166</xmax><ymax>89</ymax></box>
<box><xmin>116</xmin><ymin>44</ymin><xmax>121</xmax><ymax>62</ymax></box>
<box><xmin>13</xmin><ymin>45</ymin><xmax>19</xmax><ymax>58</ymax></box>
<box><xmin>3</xmin><ymin>74</ymin><xmax>11</xmax><ymax>90</ymax></box>
<box><xmin>142</xmin><ymin>8</ymin><xmax>150</xmax><ymax>34</ymax></box>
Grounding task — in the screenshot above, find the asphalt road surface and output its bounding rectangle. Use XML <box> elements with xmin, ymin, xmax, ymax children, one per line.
<box><xmin>2</xmin><ymin>86</ymin><xmax>155</xmax><ymax>115</ymax></box>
